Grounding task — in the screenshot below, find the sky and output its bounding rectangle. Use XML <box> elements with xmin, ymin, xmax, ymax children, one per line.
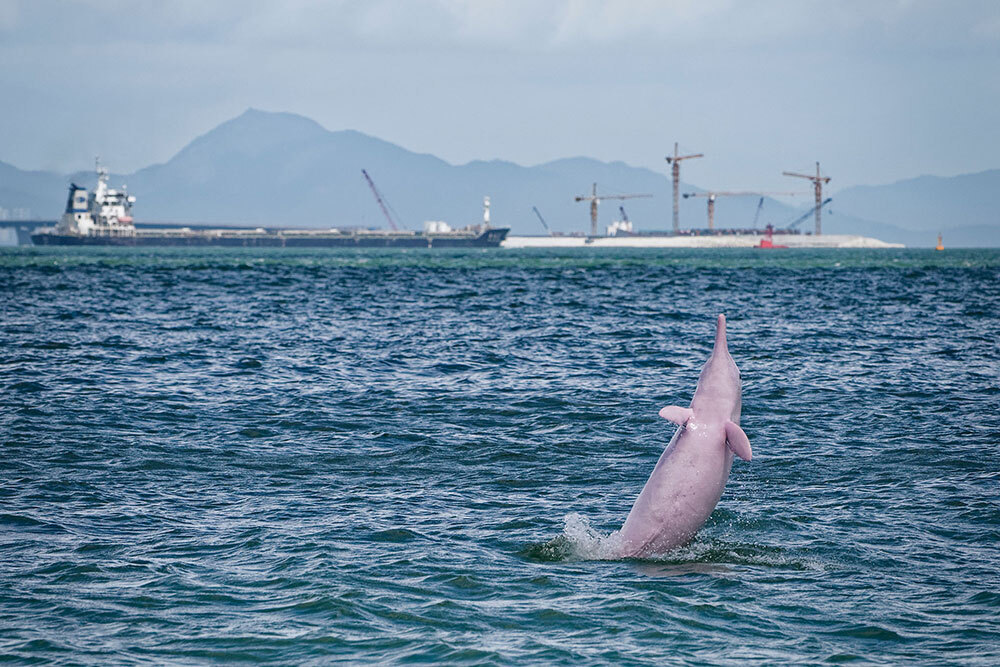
<box><xmin>1</xmin><ymin>0</ymin><xmax>998</xmax><ymax>191</ymax></box>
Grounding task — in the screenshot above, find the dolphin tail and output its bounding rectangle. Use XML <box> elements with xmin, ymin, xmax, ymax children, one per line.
<box><xmin>714</xmin><ymin>314</ymin><xmax>727</xmax><ymax>353</ymax></box>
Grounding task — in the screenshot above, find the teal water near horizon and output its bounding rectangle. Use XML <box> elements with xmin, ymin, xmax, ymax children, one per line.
<box><xmin>2</xmin><ymin>247</ymin><xmax>999</xmax><ymax>664</ymax></box>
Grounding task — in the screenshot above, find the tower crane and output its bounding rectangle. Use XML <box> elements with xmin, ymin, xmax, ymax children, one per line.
<box><xmin>361</xmin><ymin>169</ymin><xmax>401</xmax><ymax>231</ymax></box>
<box><xmin>783</xmin><ymin>162</ymin><xmax>830</xmax><ymax>235</ymax></box>
<box><xmin>574</xmin><ymin>183</ymin><xmax>651</xmax><ymax>237</ymax></box>
<box><xmin>682</xmin><ymin>191</ymin><xmax>802</xmax><ymax>230</ymax></box>
<box><xmin>665</xmin><ymin>142</ymin><xmax>703</xmax><ymax>234</ymax></box>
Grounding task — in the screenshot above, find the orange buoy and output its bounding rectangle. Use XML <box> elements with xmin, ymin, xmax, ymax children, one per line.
<box><xmin>935</xmin><ymin>233</ymin><xmax>944</xmax><ymax>251</ymax></box>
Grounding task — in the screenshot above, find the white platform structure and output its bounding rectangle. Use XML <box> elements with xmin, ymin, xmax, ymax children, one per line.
<box><xmin>503</xmin><ymin>234</ymin><xmax>903</xmax><ymax>249</ymax></box>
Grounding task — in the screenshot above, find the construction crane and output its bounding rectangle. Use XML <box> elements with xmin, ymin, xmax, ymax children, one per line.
<box><xmin>574</xmin><ymin>183</ymin><xmax>651</xmax><ymax>237</ymax></box>
<box><xmin>682</xmin><ymin>191</ymin><xmax>801</xmax><ymax>230</ymax></box>
<box><xmin>665</xmin><ymin>142</ymin><xmax>703</xmax><ymax>234</ymax></box>
<box><xmin>532</xmin><ymin>206</ymin><xmax>552</xmax><ymax>235</ymax></box>
<box><xmin>785</xmin><ymin>198</ymin><xmax>833</xmax><ymax>230</ymax></box>
<box><xmin>361</xmin><ymin>169</ymin><xmax>401</xmax><ymax>231</ymax></box>
<box><xmin>783</xmin><ymin>162</ymin><xmax>831</xmax><ymax>235</ymax></box>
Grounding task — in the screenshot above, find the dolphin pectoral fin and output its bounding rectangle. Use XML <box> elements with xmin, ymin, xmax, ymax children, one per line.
<box><xmin>658</xmin><ymin>406</ymin><xmax>694</xmax><ymax>426</ymax></box>
<box><xmin>725</xmin><ymin>421</ymin><xmax>752</xmax><ymax>461</ymax></box>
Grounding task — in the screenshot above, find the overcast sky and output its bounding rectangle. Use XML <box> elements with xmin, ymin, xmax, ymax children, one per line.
<box><xmin>1</xmin><ymin>0</ymin><xmax>998</xmax><ymax>191</ymax></box>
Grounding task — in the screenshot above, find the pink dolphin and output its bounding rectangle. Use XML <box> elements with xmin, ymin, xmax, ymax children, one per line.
<box><xmin>616</xmin><ymin>314</ymin><xmax>752</xmax><ymax>558</ymax></box>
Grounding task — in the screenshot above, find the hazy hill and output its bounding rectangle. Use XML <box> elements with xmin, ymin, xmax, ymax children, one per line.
<box><xmin>0</xmin><ymin>109</ymin><xmax>796</xmax><ymax>234</ymax></box>
<box><xmin>834</xmin><ymin>171</ymin><xmax>1000</xmax><ymax>232</ymax></box>
<box><xmin>124</xmin><ymin>109</ymin><xmax>750</xmax><ymax>234</ymax></box>
<box><xmin>1</xmin><ymin>108</ymin><xmax>997</xmax><ymax>245</ymax></box>
<box><xmin>828</xmin><ymin>170</ymin><xmax>1000</xmax><ymax>247</ymax></box>
<box><xmin>0</xmin><ymin>161</ymin><xmax>65</xmax><ymax>218</ymax></box>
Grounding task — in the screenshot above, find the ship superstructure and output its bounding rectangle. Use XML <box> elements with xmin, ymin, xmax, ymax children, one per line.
<box><xmin>55</xmin><ymin>160</ymin><xmax>136</xmax><ymax>238</ymax></box>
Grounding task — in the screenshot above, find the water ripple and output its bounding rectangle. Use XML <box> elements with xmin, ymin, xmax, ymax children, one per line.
<box><xmin>1</xmin><ymin>247</ymin><xmax>998</xmax><ymax>664</ymax></box>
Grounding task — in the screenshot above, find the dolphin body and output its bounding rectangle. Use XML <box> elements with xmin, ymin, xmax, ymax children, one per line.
<box><xmin>616</xmin><ymin>314</ymin><xmax>752</xmax><ymax>558</ymax></box>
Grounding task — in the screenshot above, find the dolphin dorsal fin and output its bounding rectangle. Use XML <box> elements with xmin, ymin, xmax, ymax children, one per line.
<box><xmin>724</xmin><ymin>421</ymin><xmax>752</xmax><ymax>461</ymax></box>
<box><xmin>659</xmin><ymin>406</ymin><xmax>694</xmax><ymax>426</ymax></box>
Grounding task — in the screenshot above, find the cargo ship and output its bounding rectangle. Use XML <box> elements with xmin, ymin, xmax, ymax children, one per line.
<box><xmin>31</xmin><ymin>163</ymin><xmax>508</xmax><ymax>248</ymax></box>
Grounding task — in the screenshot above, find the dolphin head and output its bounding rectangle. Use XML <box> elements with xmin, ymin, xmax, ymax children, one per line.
<box><xmin>691</xmin><ymin>314</ymin><xmax>743</xmax><ymax>422</ymax></box>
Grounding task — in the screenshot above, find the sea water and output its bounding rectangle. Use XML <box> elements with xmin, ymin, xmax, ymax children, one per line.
<box><xmin>1</xmin><ymin>247</ymin><xmax>998</xmax><ymax>664</ymax></box>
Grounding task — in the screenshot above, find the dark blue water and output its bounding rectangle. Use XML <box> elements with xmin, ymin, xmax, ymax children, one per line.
<box><xmin>2</xmin><ymin>247</ymin><xmax>999</xmax><ymax>664</ymax></box>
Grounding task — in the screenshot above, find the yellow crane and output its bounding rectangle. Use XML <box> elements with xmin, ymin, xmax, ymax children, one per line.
<box><xmin>575</xmin><ymin>183</ymin><xmax>651</xmax><ymax>237</ymax></box>
<box><xmin>683</xmin><ymin>191</ymin><xmax>802</xmax><ymax>230</ymax></box>
<box><xmin>783</xmin><ymin>162</ymin><xmax>831</xmax><ymax>235</ymax></box>
<box><xmin>665</xmin><ymin>142</ymin><xmax>703</xmax><ymax>234</ymax></box>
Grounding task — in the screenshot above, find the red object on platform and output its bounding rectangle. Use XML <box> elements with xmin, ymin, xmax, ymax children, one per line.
<box><xmin>757</xmin><ymin>224</ymin><xmax>788</xmax><ymax>249</ymax></box>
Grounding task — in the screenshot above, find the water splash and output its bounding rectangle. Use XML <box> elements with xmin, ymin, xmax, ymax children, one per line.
<box><xmin>524</xmin><ymin>513</ymin><xmax>818</xmax><ymax>571</ymax></box>
<box><xmin>559</xmin><ymin>512</ymin><xmax>625</xmax><ymax>560</ymax></box>
<box><xmin>521</xmin><ymin>513</ymin><xmax>624</xmax><ymax>562</ymax></box>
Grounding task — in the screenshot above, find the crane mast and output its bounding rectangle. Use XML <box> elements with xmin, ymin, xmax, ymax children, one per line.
<box><xmin>665</xmin><ymin>142</ymin><xmax>703</xmax><ymax>234</ymax></box>
<box><xmin>782</xmin><ymin>162</ymin><xmax>831</xmax><ymax>235</ymax></box>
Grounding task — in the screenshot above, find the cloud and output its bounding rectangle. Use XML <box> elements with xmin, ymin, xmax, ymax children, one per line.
<box><xmin>0</xmin><ymin>0</ymin><xmax>18</xmax><ymax>31</ymax></box>
<box><xmin>5</xmin><ymin>0</ymin><xmax>998</xmax><ymax>55</ymax></box>
<box><xmin>0</xmin><ymin>0</ymin><xmax>997</xmax><ymax>184</ymax></box>
<box><xmin>972</xmin><ymin>13</ymin><xmax>1000</xmax><ymax>40</ymax></box>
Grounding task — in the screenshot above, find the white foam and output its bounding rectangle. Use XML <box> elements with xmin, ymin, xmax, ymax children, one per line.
<box><xmin>560</xmin><ymin>513</ymin><xmax>624</xmax><ymax>561</ymax></box>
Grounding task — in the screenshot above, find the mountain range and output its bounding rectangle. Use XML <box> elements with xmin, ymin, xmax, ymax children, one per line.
<box><xmin>2</xmin><ymin>109</ymin><xmax>997</xmax><ymax>247</ymax></box>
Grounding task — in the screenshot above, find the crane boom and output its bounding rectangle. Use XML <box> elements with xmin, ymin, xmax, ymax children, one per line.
<box><xmin>574</xmin><ymin>182</ymin><xmax>652</xmax><ymax>236</ymax></box>
<box><xmin>574</xmin><ymin>194</ymin><xmax>652</xmax><ymax>201</ymax></box>
<box><xmin>361</xmin><ymin>169</ymin><xmax>399</xmax><ymax>231</ymax></box>
<box><xmin>786</xmin><ymin>198</ymin><xmax>832</xmax><ymax>229</ymax></box>
<box><xmin>665</xmin><ymin>153</ymin><xmax>704</xmax><ymax>163</ymax></box>
<box><xmin>751</xmin><ymin>197</ymin><xmax>765</xmax><ymax>229</ymax></box>
<box><xmin>532</xmin><ymin>206</ymin><xmax>551</xmax><ymax>235</ymax></box>
<box><xmin>683</xmin><ymin>191</ymin><xmax>801</xmax><ymax>198</ymax></box>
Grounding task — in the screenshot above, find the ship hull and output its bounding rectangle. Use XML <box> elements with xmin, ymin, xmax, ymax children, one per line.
<box><xmin>31</xmin><ymin>228</ymin><xmax>509</xmax><ymax>248</ymax></box>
